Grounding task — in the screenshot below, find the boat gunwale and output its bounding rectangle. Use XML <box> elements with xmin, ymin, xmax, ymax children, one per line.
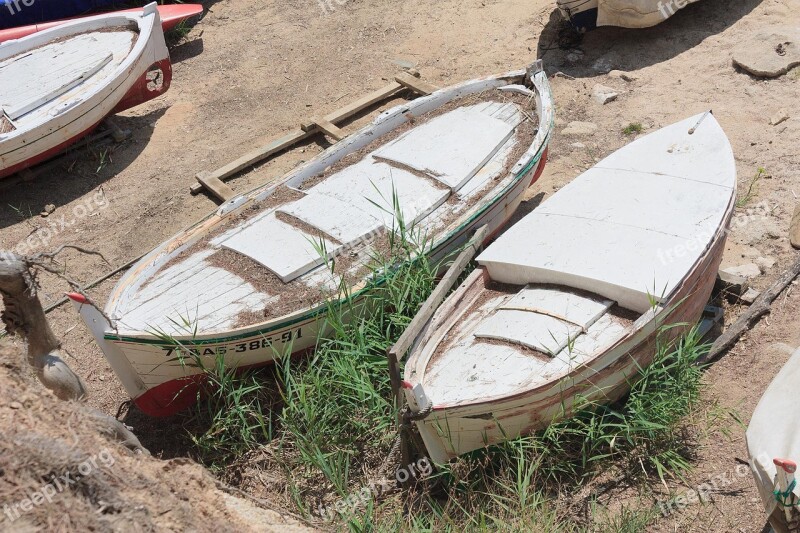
<box><xmin>102</xmin><ymin>65</ymin><xmax>555</xmax><ymax>345</ymax></box>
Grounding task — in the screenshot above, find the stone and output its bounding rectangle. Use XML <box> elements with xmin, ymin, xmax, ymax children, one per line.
<box><xmin>592</xmin><ymin>84</ymin><xmax>619</xmax><ymax>105</ymax></box>
<box><xmin>791</xmin><ymin>203</ymin><xmax>800</xmax><ymax>249</ymax></box>
<box><xmin>608</xmin><ymin>69</ymin><xmax>637</xmax><ymax>82</ymax></box>
<box><xmin>755</xmin><ymin>256</ymin><xmax>776</xmax><ymax>272</ymax></box>
<box><xmin>732</xmin><ymin>31</ymin><xmax>800</xmax><ymax>78</ymax></box>
<box><xmin>741</xmin><ymin>287</ymin><xmax>761</xmax><ymax>305</ymax></box>
<box><xmin>570</xmin><ymin>142</ymin><xmax>586</xmax><ymax>149</ymax></box>
<box><xmin>40</xmin><ymin>204</ymin><xmax>55</xmax><ymax>217</ymax></box>
<box><xmin>592</xmin><ymin>58</ymin><xmax>613</xmax><ymax>74</ymax></box>
<box><xmin>723</xmin><ymin>263</ymin><xmax>761</xmax><ymax>279</ymax></box>
<box><xmin>562</xmin><ymin>121</ymin><xmax>598</xmax><ymax>136</ymax></box>
<box><xmin>770</xmin><ymin>109</ymin><xmax>790</xmax><ymax>126</ymax></box>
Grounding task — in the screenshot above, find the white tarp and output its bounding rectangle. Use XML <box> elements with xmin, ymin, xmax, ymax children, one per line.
<box><xmin>597</xmin><ymin>0</ymin><xmax>701</xmax><ymax>28</ymax></box>
<box><xmin>747</xmin><ymin>347</ymin><xmax>800</xmax><ymax>518</ymax></box>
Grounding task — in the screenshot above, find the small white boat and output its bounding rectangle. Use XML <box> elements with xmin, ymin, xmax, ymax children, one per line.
<box><xmin>747</xmin><ymin>347</ymin><xmax>800</xmax><ymax>533</ymax></box>
<box><xmin>69</xmin><ymin>62</ymin><xmax>555</xmax><ymax>417</ymax></box>
<box><xmin>0</xmin><ymin>3</ymin><xmax>171</xmax><ymax>179</ymax></box>
<box><xmin>401</xmin><ymin>112</ymin><xmax>736</xmax><ymax>463</ymax></box>
<box><xmin>557</xmin><ymin>0</ymin><xmax>701</xmax><ymax>31</ymax></box>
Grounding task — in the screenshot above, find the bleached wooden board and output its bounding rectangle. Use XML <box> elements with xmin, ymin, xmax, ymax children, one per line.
<box><xmin>118</xmin><ymin>251</ymin><xmax>273</xmax><ymax>334</ymax></box>
<box><xmin>500</xmin><ymin>286</ymin><xmax>613</xmax><ymax>328</ymax></box>
<box><xmin>473</xmin><ymin>309</ymin><xmax>581</xmax><ymax>355</ymax></box>
<box><xmin>0</xmin><ymin>30</ymin><xmax>134</xmax><ymax>121</ymax></box>
<box><xmin>221</xmin><ymin>213</ymin><xmax>338</xmax><ymax>283</ymax></box>
<box><xmin>562</xmin><ymin>314</ymin><xmax>629</xmax><ymax>361</ymax></box>
<box><xmin>307</xmin><ymin>158</ymin><xmax>450</xmax><ymax>228</ymax></box>
<box><xmin>278</xmin><ymin>193</ymin><xmax>383</xmax><ymax>245</ymax></box>
<box><xmin>373</xmin><ymin>105</ymin><xmax>516</xmax><ymax>191</ymax></box>
<box><xmin>424</xmin><ymin>341</ymin><xmax>548</xmax><ymax>405</ymax></box>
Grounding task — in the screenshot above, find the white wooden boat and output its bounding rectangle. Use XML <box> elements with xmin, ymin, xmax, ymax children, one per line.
<box><xmin>747</xmin><ymin>347</ymin><xmax>800</xmax><ymax>532</ymax></box>
<box><xmin>556</xmin><ymin>0</ymin><xmax>700</xmax><ymax>31</ymax></box>
<box><xmin>401</xmin><ymin>112</ymin><xmax>736</xmax><ymax>463</ymax></box>
<box><xmin>0</xmin><ymin>3</ymin><xmax>171</xmax><ymax>179</ymax></box>
<box><xmin>69</xmin><ymin>62</ymin><xmax>555</xmax><ymax>416</ymax></box>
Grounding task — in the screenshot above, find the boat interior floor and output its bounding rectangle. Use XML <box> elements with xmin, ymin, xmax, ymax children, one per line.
<box><xmin>114</xmin><ymin>95</ymin><xmax>538</xmax><ymax>335</ymax></box>
<box><xmin>424</xmin><ymin>283</ymin><xmax>636</xmax><ymax>406</ymax></box>
<box><xmin>0</xmin><ymin>26</ymin><xmax>137</xmax><ymax>132</ymax></box>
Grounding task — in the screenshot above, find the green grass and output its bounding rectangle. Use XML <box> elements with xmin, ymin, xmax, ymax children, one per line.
<box><xmin>622</xmin><ymin>122</ymin><xmax>643</xmax><ymax>135</ymax></box>
<box><xmin>737</xmin><ymin>166</ymin><xmax>767</xmax><ymax>207</ymax></box>
<box><xmin>165</xmin><ymin>215</ymin><xmax>712</xmax><ymax>529</ymax></box>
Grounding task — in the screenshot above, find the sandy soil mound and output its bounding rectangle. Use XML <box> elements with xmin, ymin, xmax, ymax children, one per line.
<box><xmin>0</xmin><ymin>343</ymin><xmax>314</xmax><ymax>532</ymax></box>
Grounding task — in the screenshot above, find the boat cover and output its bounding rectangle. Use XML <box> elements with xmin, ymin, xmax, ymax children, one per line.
<box><xmin>0</xmin><ymin>0</ymin><xmax>122</xmax><ymax>28</ymax></box>
<box><xmin>747</xmin><ymin>347</ymin><xmax>800</xmax><ymax>517</ymax></box>
<box><xmin>597</xmin><ymin>0</ymin><xmax>701</xmax><ymax>28</ymax></box>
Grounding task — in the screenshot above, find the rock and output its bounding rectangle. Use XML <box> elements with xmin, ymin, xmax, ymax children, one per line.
<box><xmin>723</xmin><ymin>263</ymin><xmax>761</xmax><ymax>279</ymax></box>
<box><xmin>608</xmin><ymin>69</ymin><xmax>637</xmax><ymax>82</ymax></box>
<box><xmin>592</xmin><ymin>58</ymin><xmax>613</xmax><ymax>74</ymax></box>
<box><xmin>755</xmin><ymin>256</ymin><xmax>776</xmax><ymax>272</ymax></box>
<box><xmin>566</xmin><ymin>49</ymin><xmax>584</xmax><ymax>63</ymax></box>
<box><xmin>562</xmin><ymin>121</ymin><xmax>598</xmax><ymax>136</ymax></box>
<box><xmin>40</xmin><ymin>204</ymin><xmax>56</xmax><ymax>217</ymax></box>
<box><xmin>9</xmin><ymin>401</ymin><xmax>22</xmax><ymax>409</ymax></box>
<box><xmin>741</xmin><ymin>287</ymin><xmax>761</xmax><ymax>305</ymax></box>
<box><xmin>570</xmin><ymin>142</ymin><xmax>586</xmax><ymax>149</ymax></box>
<box><xmin>717</xmin><ymin>269</ymin><xmax>749</xmax><ymax>296</ymax></box>
<box><xmin>791</xmin><ymin>203</ymin><xmax>800</xmax><ymax>249</ymax></box>
<box><xmin>592</xmin><ymin>84</ymin><xmax>619</xmax><ymax>105</ymax></box>
<box><xmin>391</xmin><ymin>58</ymin><xmax>415</xmax><ymax>69</ymax></box>
<box><xmin>732</xmin><ymin>31</ymin><xmax>800</xmax><ymax>78</ymax></box>
<box><xmin>770</xmin><ymin>109</ymin><xmax>790</xmax><ymax>126</ymax></box>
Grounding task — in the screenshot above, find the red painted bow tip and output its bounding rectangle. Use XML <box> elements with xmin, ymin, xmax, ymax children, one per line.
<box><xmin>66</xmin><ymin>292</ymin><xmax>87</xmax><ymax>304</ymax></box>
<box><xmin>401</xmin><ymin>380</ymin><xmax>414</xmax><ymax>390</ymax></box>
<box><xmin>773</xmin><ymin>458</ymin><xmax>798</xmax><ymax>473</ymax></box>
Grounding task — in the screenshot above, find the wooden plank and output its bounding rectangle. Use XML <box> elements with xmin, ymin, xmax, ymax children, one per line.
<box><xmin>308</xmin><ymin>117</ymin><xmax>344</xmax><ymax>141</ymax></box>
<box><xmin>388</xmin><ymin>224</ymin><xmax>488</xmax><ymax>364</ymax></box>
<box><xmin>300</xmin><ymin>80</ymin><xmax>404</xmax><ymax>131</ymax></box>
<box><xmin>190</xmin><ymin>129</ymin><xmax>309</xmax><ymax>194</ymax></box>
<box><xmin>196</xmin><ymin>171</ymin><xmax>236</xmax><ymax>202</ymax></box>
<box><xmin>395</xmin><ymin>71</ymin><xmax>439</xmax><ymax>96</ymax></box>
<box><xmin>192</xmin><ymin>73</ymin><xmax>432</xmax><ymax>197</ymax></box>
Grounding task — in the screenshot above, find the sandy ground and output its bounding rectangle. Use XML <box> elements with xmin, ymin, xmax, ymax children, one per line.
<box><xmin>1</xmin><ymin>0</ymin><xmax>799</xmax><ymax>530</ymax></box>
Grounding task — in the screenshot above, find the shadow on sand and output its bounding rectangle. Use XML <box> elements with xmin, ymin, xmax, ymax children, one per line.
<box><xmin>536</xmin><ymin>0</ymin><xmax>763</xmax><ymax>77</ymax></box>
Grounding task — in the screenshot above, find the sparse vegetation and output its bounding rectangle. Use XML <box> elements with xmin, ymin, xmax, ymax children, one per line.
<box><xmin>622</xmin><ymin>122</ymin><xmax>643</xmax><ymax>135</ymax></box>
<box><xmin>737</xmin><ymin>166</ymin><xmax>767</xmax><ymax>207</ymax></box>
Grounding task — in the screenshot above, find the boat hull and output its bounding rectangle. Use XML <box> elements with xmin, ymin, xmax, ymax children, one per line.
<box><xmin>0</xmin><ymin>7</ymin><xmax>172</xmax><ymax>179</ymax></box>
<box><xmin>557</xmin><ymin>0</ymin><xmax>701</xmax><ymax>30</ymax></box>
<box><xmin>0</xmin><ymin>5</ymin><xmax>203</xmax><ymax>44</ymax></box>
<box><xmin>71</xmin><ymin>65</ymin><xmax>555</xmax><ymax>417</ymax></box>
<box><xmin>98</xmin><ymin>152</ymin><xmax>547</xmax><ymax>417</ymax></box>
<box><xmin>412</xmin><ymin>203</ymin><xmax>732</xmax><ymax>463</ymax></box>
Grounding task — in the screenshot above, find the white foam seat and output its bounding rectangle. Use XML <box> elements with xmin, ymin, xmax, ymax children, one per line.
<box><xmin>478</xmin><ymin>113</ymin><xmax>736</xmax><ymax>313</ymax></box>
<box><xmin>373</xmin><ymin>105</ymin><xmax>516</xmax><ymax>191</ymax></box>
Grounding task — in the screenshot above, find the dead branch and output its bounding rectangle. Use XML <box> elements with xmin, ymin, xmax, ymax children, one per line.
<box><xmin>699</xmin><ymin>254</ymin><xmax>800</xmax><ymax>365</ymax></box>
<box><xmin>0</xmin><ymin>251</ymin><xmax>87</xmax><ymax>400</ymax></box>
